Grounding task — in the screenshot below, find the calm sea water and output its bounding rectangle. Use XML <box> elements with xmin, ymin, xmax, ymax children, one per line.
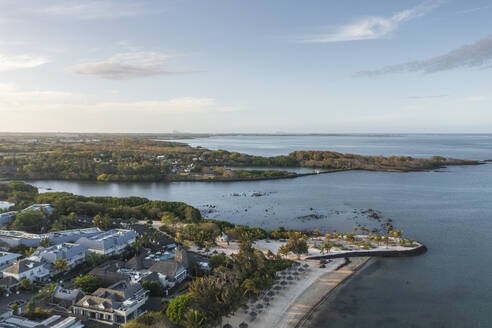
<box><xmin>31</xmin><ymin>134</ymin><xmax>492</xmax><ymax>328</ymax></box>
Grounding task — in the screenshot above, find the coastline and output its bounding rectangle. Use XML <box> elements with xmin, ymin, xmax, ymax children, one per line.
<box><xmin>294</xmin><ymin>257</ymin><xmax>372</xmax><ymax>328</ymax></box>
<box><xmin>221</xmin><ymin>257</ymin><xmax>372</xmax><ymax>328</ymax></box>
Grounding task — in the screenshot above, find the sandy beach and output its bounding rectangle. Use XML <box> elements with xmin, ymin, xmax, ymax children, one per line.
<box><xmin>221</xmin><ymin>256</ymin><xmax>370</xmax><ymax>328</ymax></box>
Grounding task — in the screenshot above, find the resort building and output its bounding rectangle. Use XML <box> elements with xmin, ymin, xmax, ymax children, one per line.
<box><xmin>0</xmin><ymin>251</ymin><xmax>21</xmax><ymax>270</ymax></box>
<box><xmin>52</xmin><ymin>286</ymin><xmax>85</xmax><ymax>307</ymax></box>
<box><xmin>28</xmin><ymin>243</ymin><xmax>87</xmax><ymax>268</ymax></box>
<box><xmin>0</xmin><ymin>314</ymin><xmax>84</xmax><ymax>328</ymax></box>
<box><xmin>147</xmin><ymin>260</ymin><xmax>187</xmax><ymax>288</ymax></box>
<box><xmin>0</xmin><ymin>211</ymin><xmax>17</xmax><ymax>227</ymax></box>
<box><xmin>23</xmin><ymin>204</ymin><xmax>54</xmax><ymax>214</ymax></box>
<box><xmin>0</xmin><ymin>228</ymin><xmax>101</xmax><ymax>248</ymax></box>
<box><xmin>89</xmin><ymin>261</ymin><xmax>130</xmax><ymax>285</ymax></box>
<box><xmin>75</xmin><ymin>229</ymin><xmax>137</xmax><ymax>256</ymax></box>
<box><xmin>73</xmin><ymin>281</ymin><xmax>148</xmax><ymax>325</ymax></box>
<box><xmin>146</xmin><ymin>245</ymin><xmax>189</xmax><ymax>288</ymax></box>
<box><xmin>1</xmin><ymin>259</ymin><xmax>49</xmax><ymax>281</ymax></box>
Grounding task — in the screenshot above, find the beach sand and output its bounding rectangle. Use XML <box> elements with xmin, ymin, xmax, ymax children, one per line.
<box><xmin>221</xmin><ymin>257</ymin><xmax>370</xmax><ymax>328</ymax></box>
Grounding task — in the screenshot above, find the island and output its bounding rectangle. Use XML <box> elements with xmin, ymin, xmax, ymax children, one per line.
<box><xmin>0</xmin><ymin>133</ymin><xmax>482</xmax><ymax>183</ymax></box>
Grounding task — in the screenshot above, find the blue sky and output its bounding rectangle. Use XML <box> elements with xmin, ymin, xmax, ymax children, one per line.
<box><xmin>1</xmin><ymin>0</ymin><xmax>491</xmax><ymax>133</ymax></box>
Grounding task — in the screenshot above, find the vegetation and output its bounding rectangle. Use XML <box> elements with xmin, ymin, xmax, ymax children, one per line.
<box><xmin>0</xmin><ymin>181</ymin><xmax>202</xmax><ymax>233</ymax></box>
<box><xmin>10</xmin><ymin>210</ymin><xmax>48</xmax><ymax>233</ymax></box>
<box><xmin>73</xmin><ymin>274</ymin><xmax>106</xmax><ymax>293</ymax></box>
<box><xmin>0</xmin><ymin>135</ymin><xmax>477</xmax><ymax>183</ymax></box>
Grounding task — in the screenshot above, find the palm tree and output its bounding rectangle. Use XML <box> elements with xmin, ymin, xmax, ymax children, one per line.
<box><xmin>53</xmin><ymin>258</ymin><xmax>69</xmax><ymax>272</ymax></box>
<box><xmin>183</xmin><ymin>309</ymin><xmax>207</xmax><ymax>328</ymax></box>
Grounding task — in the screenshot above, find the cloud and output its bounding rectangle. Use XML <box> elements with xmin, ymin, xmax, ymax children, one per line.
<box><xmin>44</xmin><ymin>0</ymin><xmax>150</xmax><ymax>20</ymax></box>
<box><xmin>67</xmin><ymin>51</ymin><xmax>188</xmax><ymax>80</ymax></box>
<box><xmin>406</xmin><ymin>95</ymin><xmax>448</xmax><ymax>99</ymax></box>
<box><xmin>0</xmin><ymin>84</ymin><xmax>238</xmax><ymax>114</ymax></box>
<box><xmin>356</xmin><ymin>35</ymin><xmax>492</xmax><ymax>77</ymax></box>
<box><xmin>0</xmin><ymin>54</ymin><xmax>48</xmax><ymax>71</ymax></box>
<box><xmin>299</xmin><ymin>2</ymin><xmax>439</xmax><ymax>43</ymax></box>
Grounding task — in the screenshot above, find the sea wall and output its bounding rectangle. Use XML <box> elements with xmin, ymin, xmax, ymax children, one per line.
<box><xmin>306</xmin><ymin>244</ymin><xmax>427</xmax><ymax>260</ymax></box>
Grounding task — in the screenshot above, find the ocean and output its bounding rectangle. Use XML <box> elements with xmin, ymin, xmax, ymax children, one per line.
<box><xmin>31</xmin><ymin>134</ymin><xmax>492</xmax><ymax>328</ymax></box>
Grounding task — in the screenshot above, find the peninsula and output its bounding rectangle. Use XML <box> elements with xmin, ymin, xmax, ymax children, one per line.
<box><xmin>0</xmin><ymin>134</ymin><xmax>481</xmax><ymax>183</ymax></box>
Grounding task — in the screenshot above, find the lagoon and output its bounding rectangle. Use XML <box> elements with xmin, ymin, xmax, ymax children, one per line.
<box><xmin>31</xmin><ymin>134</ymin><xmax>492</xmax><ymax>327</ymax></box>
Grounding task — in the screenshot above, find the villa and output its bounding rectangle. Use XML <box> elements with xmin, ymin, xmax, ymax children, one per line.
<box><xmin>0</xmin><ymin>252</ymin><xmax>21</xmax><ymax>271</ymax></box>
<box><xmin>0</xmin><ymin>314</ymin><xmax>84</xmax><ymax>328</ymax></box>
<box><xmin>28</xmin><ymin>243</ymin><xmax>87</xmax><ymax>269</ymax></box>
<box><xmin>72</xmin><ymin>281</ymin><xmax>148</xmax><ymax>325</ymax></box>
<box><xmin>75</xmin><ymin>229</ymin><xmax>137</xmax><ymax>256</ymax></box>
<box><xmin>0</xmin><ymin>228</ymin><xmax>101</xmax><ymax>248</ymax></box>
<box><xmin>1</xmin><ymin>259</ymin><xmax>50</xmax><ymax>282</ymax></box>
<box><xmin>0</xmin><ymin>211</ymin><xmax>17</xmax><ymax>227</ymax></box>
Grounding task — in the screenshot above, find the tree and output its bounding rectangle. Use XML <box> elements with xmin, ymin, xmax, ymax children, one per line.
<box><xmin>11</xmin><ymin>210</ymin><xmax>48</xmax><ymax>233</ymax></box>
<box><xmin>39</xmin><ymin>238</ymin><xmax>51</xmax><ymax>248</ymax></box>
<box><xmin>282</xmin><ymin>232</ymin><xmax>309</xmax><ymax>259</ymax></box>
<box><xmin>10</xmin><ymin>303</ymin><xmax>19</xmax><ymax>315</ymax></box>
<box><xmin>141</xmin><ymin>280</ymin><xmax>164</xmax><ymax>297</ymax></box>
<box><xmin>188</xmin><ymin>272</ymin><xmax>242</xmax><ymax>325</ymax></box>
<box><xmin>53</xmin><ymin>258</ymin><xmax>69</xmax><ymax>272</ymax></box>
<box><xmin>26</xmin><ymin>300</ymin><xmax>35</xmax><ymax>313</ymax></box>
<box><xmin>183</xmin><ymin>309</ymin><xmax>208</xmax><ymax>328</ymax></box>
<box><xmin>166</xmin><ymin>295</ymin><xmax>194</xmax><ymax>326</ymax></box>
<box><xmin>322</xmin><ymin>241</ymin><xmax>334</xmax><ymax>254</ymax></box>
<box><xmin>241</xmin><ymin>278</ymin><xmax>260</xmax><ymax>296</ymax></box>
<box><xmin>93</xmin><ymin>213</ymin><xmax>112</xmax><ymax>230</ymax></box>
<box><xmin>19</xmin><ymin>278</ymin><xmax>32</xmax><ymax>291</ymax></box>
<box><xmin>209</xmin><ymin>254</ymin><xmax>227</xmax><ymax>269</ymax></box>
<box><xmin>73</xmin><ymin>274</ymin><xmax>105</xmax><ymax>293</ymax></box>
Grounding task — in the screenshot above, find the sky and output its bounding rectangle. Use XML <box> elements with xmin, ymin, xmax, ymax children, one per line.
<box><xmin>1</xmin><ymin>0</ymin><xmax>492</xmax><ymax>133</ymax></box>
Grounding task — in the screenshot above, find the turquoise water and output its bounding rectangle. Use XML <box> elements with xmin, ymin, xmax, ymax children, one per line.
<box><xmin>32</xmin><ymin>134</ymin><xmax>492</xmax><ymax>327</ymax></box>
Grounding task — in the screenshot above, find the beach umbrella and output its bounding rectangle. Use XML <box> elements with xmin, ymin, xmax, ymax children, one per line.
<box><xmin>287</xmin><ymin>276</ymin><xmax>293</xmax><ymax>280</ymax></box>
<box><xmin>250</xmin><ymin>311</ymin><xmax>257</xmax><ymax>317</ymax></box>
<box><xmin>256</xmin><ymin>303</ymin><xmax>263</xmax><ymax>309</ymax></box>
<box><xmin>298</xmin><ymin>267</ymin><xmax>305</xmax><ymax>272</ymax></box>
<box><xmin>239</xmin><ymin>322</ymin><xmax>249</xmax><ymax>328</ymax></box>
<box><xmin>293</xmin><ymin>271</ymin><xmax>299</xmax><ymax>276</ymax></box>
<box><xmin>241</xmin><ymin>304</ymin><xmax>249</xmax><ymax>310</ymax></box>
<box><xmin>267</xmin><ymin>291</ymin><xmax>274</xmax><ymax>296</ymax></box>
<box><xmin>274</xmin><ymin>285</ymin><xmax>281</xmax><ymax>290</ymax></box>
<box><xmin>303</xmin><ymin>264</ymin><xmax>309</xmax><ymax>268</ymax></box>
<box><xmin>223</xmin><ymin>324</ymin><xmax>233</xmax><ymax>328</ymax></box>
<box><xmin>280</xmin><ymin>280</ymin><xmax>287</xmax><ymax>285</ymax></box>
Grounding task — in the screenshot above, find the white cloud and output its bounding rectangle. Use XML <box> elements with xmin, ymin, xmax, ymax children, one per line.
<box><xmin>299</xmin><ymin>2</ymin><xmax>439</xmax><ymax>43</ymax></box>
<box><xmin>44</xmin><ymin>0</ymin><xmax>150</xmax><ymax>20</ymax></box>
<box><xmin>0</xmin><ymin>84</ymin><xmax>238</xmax><ymax>114</ymax></box>
<box><xmin>356</xmin><ymin>34</ymin><xmax>492</xmax><ymax>76</ymax></box>
<box><xmin>0</xmin><ymin>54</ymin><xmax>48</xmax><ymax>71</ymax></box>
<box><xmin>67</xmin><ymin>51</ymin><xmax>188</xmax><ymax>80</ymax></box>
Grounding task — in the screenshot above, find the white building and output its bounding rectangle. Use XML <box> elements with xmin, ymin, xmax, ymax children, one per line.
<box><xmin>0</xmin><ymin>228</ymin><xmax>101</xmax><ymax>248</ymax></box>
<box><xmin>76</xmin><ymin>229</ymin><xmax>137</xmax><ymax>256</ymax></box>
<box><xmin>28</xmin><ymin>243</ymin><xmax>87</xmax><ymax>269</ymax></box>
<box><xmin>2</xmin><ymin>259</ymin><xmax>50</xmax><ymax>282</ymax></box>
<box><xmin>0</xmin><ymin>252</ymin><xmax>21</xmax><ymax>271</ymax></box>
<box><xmin>0</xmin><ymin>314</ymin><xmax>84</xmax><ymax>328</ymax></box>
<box><xmin>73</xmin><ymin>281</ymin><xmax>148</xmax><ymax>325</ymax></box>
<box><xmin>0</xmin><ymin>211</ymin><xmax>17</xmax><ymax>227</ymax></box>
<box><xmin>23</xmin><ymin>204</ymin><xmax>54</xmax><ymax>214</ymax></box>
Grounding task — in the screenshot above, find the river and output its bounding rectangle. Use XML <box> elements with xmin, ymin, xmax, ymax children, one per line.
<box><xmin>31</xmin><ymin>134</ymin><xmax>492</xmax><ymax>328</ymax></box>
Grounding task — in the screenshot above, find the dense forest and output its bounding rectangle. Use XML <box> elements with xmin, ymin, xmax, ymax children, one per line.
<box><xmin>0</xmin><ymin>134</ymin><xmax>480</xmax><ymax>183</ymax></box>
<box><xmin>0</xmin><ymin>181</ymin><xmax>201</xmax><ymax>234</ymax></box>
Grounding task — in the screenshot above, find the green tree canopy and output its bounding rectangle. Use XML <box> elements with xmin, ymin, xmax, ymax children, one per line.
<box><xmin>11</xmin><ymin>210</ymin><xmax>48</xmax><ymax>233</ymax></box>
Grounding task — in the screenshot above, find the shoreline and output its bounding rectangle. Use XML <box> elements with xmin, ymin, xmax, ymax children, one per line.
<box><xmin>2</xmin><ymin>161</ymin><xmax>485</xmax><ymax>185</ymax></box>
<box><xmin>295</xmin><ymin>257</ymin><xmax>373</xmax><ymax>328</ymax></box>
<box><xmin>221</xmin><ymin>256</ymin><xmax>372</xmax><ymax>328</ymax></box>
